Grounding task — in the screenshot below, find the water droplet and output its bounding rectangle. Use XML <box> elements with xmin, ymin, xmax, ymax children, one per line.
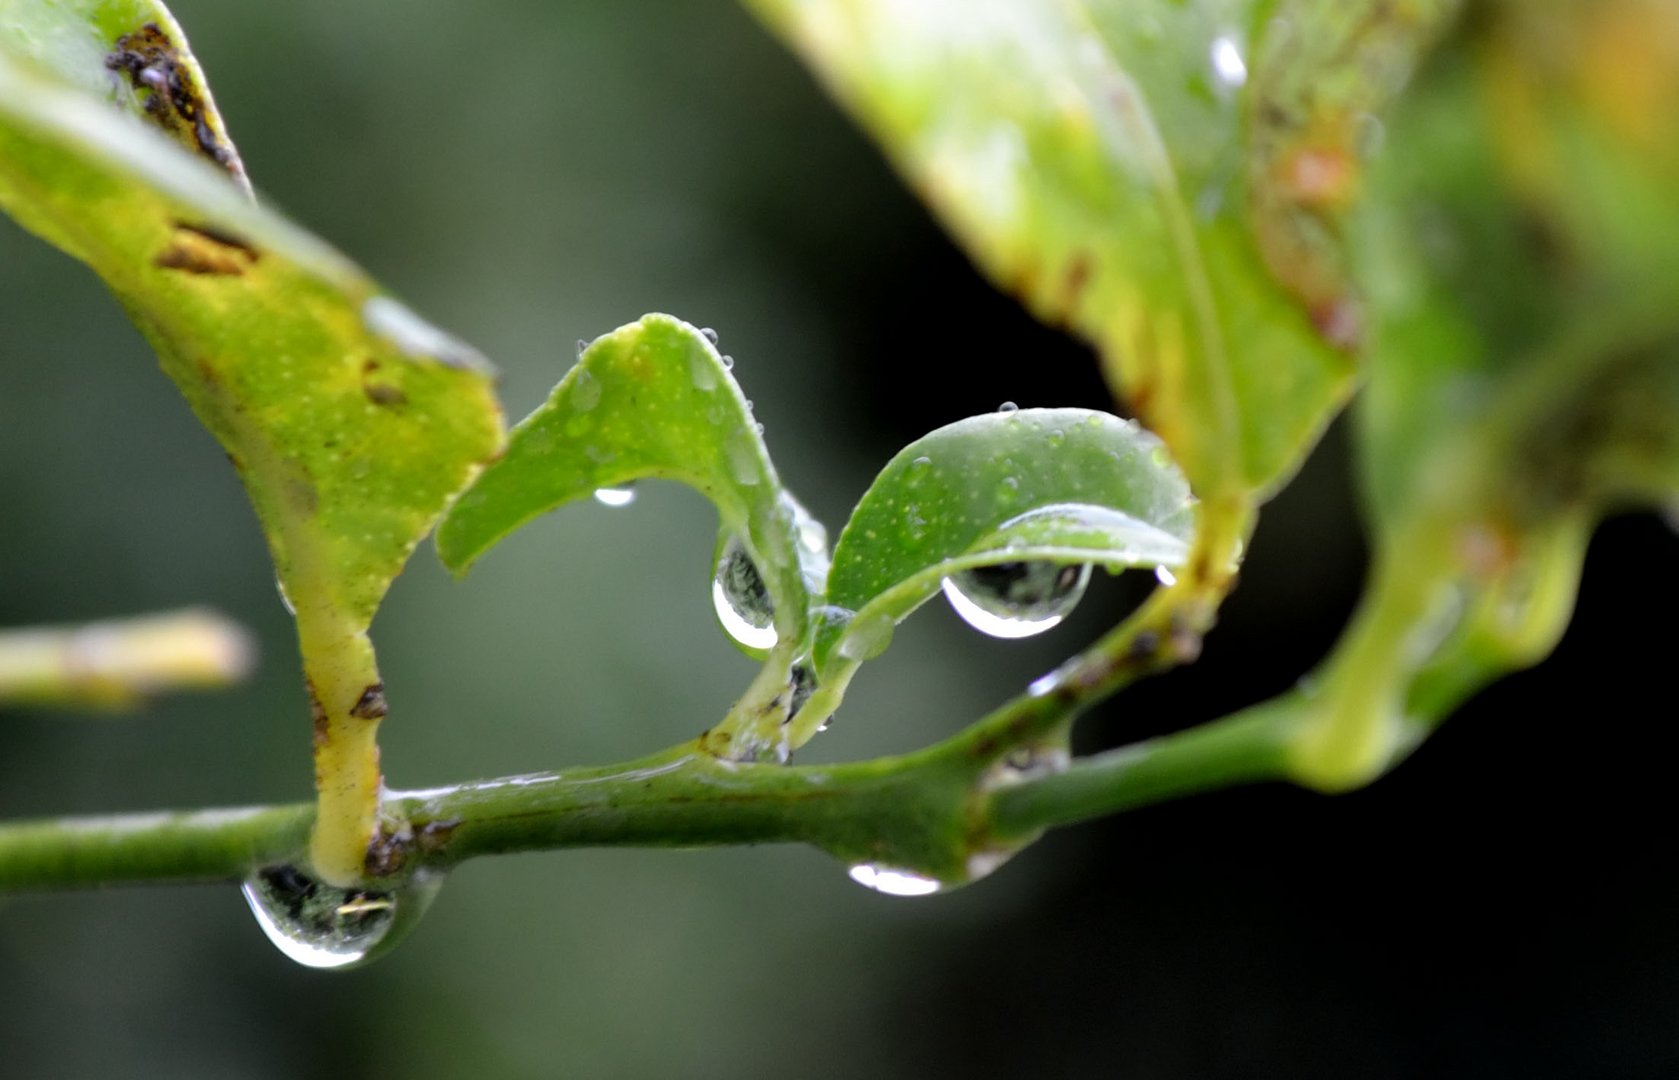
<box><xmin>942</xmin><ymin>561</ymin><xmax>1091</xmax><ymax>639</ymax></box>
<box><xmin>700</xmin><ymin>326</ymin><xmax>719</xmax><ymax>345</ymax></box>
<box><xmin>593</xmin><ymin>485</ymin><xmax>636</xmax><ymax>507</ymax></box>
<box><xmin>275</xmin><ymin>578</ymin><xmax>295</xmax><ymax>616</ymax></box>
<box><xmin>997</xmin><ymin>401</ymin><xmax>1019</xmax><ymax>414</ymax></box>
<box><xmin>1154</xmin><ymin>565</ymin><xmax>1178</xmax><ymax>587</ymax></box>
<box><xmin>835</xmin><ymin>610</ymin><xmax>894</xmax><ymax>662</ymax></box>
<box><xmin>689</xmin><ymin>349</ymin><xmax>718</xmax><ymax>391</ymax></box>
<box><xmin>241</xmin><ymin>865</ymin><xmax>440</xmax><ymax>970</ymax></box>
<box><xmin>911</xmin><ymin>455</ymin><xmax>932</xmax><ymax>469</ymax></box>
<box><xmin>361</xmin><ymin>296</ymin><xmax>488</xmax><ymax>372</ymax></box>
<box><xmin>721</xmin><ymin>355</ymin><xmax>735</xmax><ymax>371</ymax></box>
<box><xmin>712</xmin><ymin>535</ymin><xmax>777</xmax><ymax>651</ymax></box>
<box><xmin>1209</xmin><ymin>35</ymin><xmax>1248</xmax><ymax>88</ymax></box>
<box><xmin>570</xmin><ymin>368</ymin><xmax>602</xmax><ymax>412</ymax></box>
<box><xmin>726</xmin><ymin>437</ymin><xmax>761</xmax><ymax>486</ymax></box>
<box><xmin>847</xmin><ymin>863</ymin><xmax>944</xmax><ymax>897</ymax></box>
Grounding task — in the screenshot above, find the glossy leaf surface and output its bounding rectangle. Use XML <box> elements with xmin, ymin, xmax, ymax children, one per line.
<box><xmin>818</xmin><ymin>408</ymin><xmax>1194</xmax><ymax>672</ymax></box>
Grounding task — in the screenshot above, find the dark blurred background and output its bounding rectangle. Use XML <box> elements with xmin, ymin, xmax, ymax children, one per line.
<box><xmin>1</xmin><ymin>2</ymin><xmax>1674</xmax><ymax>1077</ymax></box>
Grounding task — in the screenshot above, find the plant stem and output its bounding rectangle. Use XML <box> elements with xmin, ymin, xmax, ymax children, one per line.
<box><xmin>0</xmin><ymin>609</ymin><xmax>254</xmax><ymax>709</ymax></box>
<box><xmin>986</xmin><ymin>696</ymin><xmax>1302</xmax><ymax>838</ymax></box>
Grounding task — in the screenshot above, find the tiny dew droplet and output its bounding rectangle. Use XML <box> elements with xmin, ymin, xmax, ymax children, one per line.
<box><xmin>721</xmin><ymin>354</ymin><xmax>735</xmax><ymax>370</ymax></box>
<box><xmin>712</xmin><ymin>535</ymin><xmax>777</xmax><ymax>651</ymax></box>
<box><xmin>570</xmin><ymin>368</ymin><xmax>602</xmax><ymax>412</ymax></box>
<box><xmin>593</xmin><ymin>485</ymin><xmax>636</xmax><ymax>507</ymax></box>
<box><xmin>847</xmin><ymin>863</ymin><xmax>944</xmax><ymax>897</ymax></box>
<box><xmin>1155</xmin><ymin>565</ymin><xmax>1177</xmax><ymax>587</ymax></box>
<box><xmin>241</xmin><ymin>865</ymin><xmax>440</xmax><ymax>970</ymax></box>
<box><xmin>1209</xmin><ymin>34</ymin><xmax>1248</xmax><ymax>88</ymax></box>
<box><xmin>942</xmin><ymin>561</ymin><xmax>1091</xmax><ymax>639</ymax></box>
<box><xmin>997</xmin><ymin>400</ymin><xmax>1019</xmax><ymax>414</ymax></box>
<box><xmin>700</xmin><ymin>326</ymin><xmax>719</xmax><ymax>345</ymax></box>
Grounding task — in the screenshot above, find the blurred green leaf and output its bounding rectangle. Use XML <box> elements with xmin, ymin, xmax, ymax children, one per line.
<box><xmin>745</xmin><ymin>0</ymin><xmax>1448</xmax><ymax>499</ymax></box>
<box><xmin>438</xmin><ymin>315</ymin><xmax>819</xmax><ymax>658</ymax></box>
<box><xmin>818</xmin><ymin>408</ymin><xmax>1194</xmax><ymax>674</ymax></box>
<box><xmin>1290</xmin><ymin>0</ymin><xmax>1679</xmax><ymax>790</ymax></box>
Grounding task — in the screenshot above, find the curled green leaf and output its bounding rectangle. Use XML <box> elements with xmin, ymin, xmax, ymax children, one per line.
<box><xmin>816</xmin><ymin>408</ymin><xmax>1195</xmax><ymax>674</ymax></box>
<box><xmin>437</xmin><ymin>315</ymin><xmax>819</xmax><ymax>658</ymax></box>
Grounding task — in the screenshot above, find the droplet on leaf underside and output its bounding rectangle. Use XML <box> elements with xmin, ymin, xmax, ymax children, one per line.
<box><xmin>942</xmin><ymin>561</ymin><xmax>1091</xmax><ymax>639</ymax></box>
<box><xmin>712</xmin><ymin>535</ymin><xmax>777</xmax><ymax>650</ymax></box>
<box><xmin>847</xmin><ymin>863</ymin><xmax>946</xmax><ymax>897</ymax></box>
<box><xmin>240</xmin><ymin>865</ymin><xmax>440</xmax><ymax>970</ymax></box>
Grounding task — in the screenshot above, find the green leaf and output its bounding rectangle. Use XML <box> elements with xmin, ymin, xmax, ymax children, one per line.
<box><xmin>437</xmin><ymin>314</ymin><xmax>818</xmax><ymax>658</ymax></box>
<box><xmin>0</xmin><ymin>43</ymin><xmax>504</xmax><ymax>884</ymax></box>
<box><xmin>0</xmin><ymin>0</ymin><xmax>249</xmax><ymax>190</ymax></box>
<box><xmin>746</xmin><ymin>0</ymin><xmax>1449</xmax><ymax>499</ymax></box>
<box><xmin>817</xmin><ymin>408</ymin><xmax>1194</xmax><ymax>674</ymax></box>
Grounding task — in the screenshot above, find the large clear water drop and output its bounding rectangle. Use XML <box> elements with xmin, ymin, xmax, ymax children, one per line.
<box><xmin>241</xmin><ymin>864</ymin><xmax>438</xmax><ymax>970</ymax></box>
<box><xmin>712</xmin><ymin>535</ymin><xmax>777</xmax><ymax>650</ymax></box>
<box><xmin>942</xmin><ymin>561</ymin><xmax>1091</xmax><ymax>639</ymax></box>
<box><xmin>848</xmin><ymin>863</ymin><xmax>945</xmax><ymax>897</ymax></box>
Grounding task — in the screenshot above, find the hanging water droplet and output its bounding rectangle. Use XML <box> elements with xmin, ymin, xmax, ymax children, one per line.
<box><xmin>1209</xmin><ymin>34</ymin><xmax>1248</xmax><ymax>88</ymax></box>
<box><xmin>241</xmin><ymin>864</ymin><xmax>441</xmax><ymax>970</ymax></box>
<box><xmin>712</xmin><ymin>535</ymin><xmax>777</xmax><ymax>650</ymax></box>
<box><xmin>997</xmin><ymin>401</ymin><xmax>1019</xmax><ymax>414</ymax></box>
<box><xmin>700</xmin><ymin>327</ymin><xmax>719</xmax><ymax>345</ymax></box>
<box><xmin>593</xmin><ymin>485</ymin><xmax>636</xmax><ymax>507</ymax></box>
<box><xmin>942</xmin><ymin>561</ymin><xmax>1091</xmax><ymax>639</ymax></box>
<box><xmin>847</xmin><ymin>863</ymin><xmax>945</xmax><ymax>897</ymax></box>
<box><xmin>275</xmin><ymin>578</ymin><xmax>295</xmax><ymax>616</ymax></box>
<box><xmin>570</xmin><ymin>368</ymin><xmax>602</xmax><ymax>412</ymax></box>
<box><xmin>1154</xmin><ymin>565</ymin><xmax>1178</xmax><ymax>587</ymax></box>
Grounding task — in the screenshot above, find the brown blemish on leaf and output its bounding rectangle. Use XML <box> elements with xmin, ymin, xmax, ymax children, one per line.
<box><xmin>349</xmin><ymin>682</ymin><xmax>389</xmax><ymax>720</ymax></box>
<box><xmin>1061</xmin><ymin>250</ymin><xmax>1095</xmax><ymax>311</ymax></box>
<box><xmin>105</xmin><ymin>23</ymin><xmax>242</xmax><ymax>179</ymax></box>
<box><xmin>360</xmin><ymin>360</ymin><xmax>408</xmax><ymax>407</ymax></box>
<box><xmin>155</xmin><ymin>222</ymin><xmax>259</xmax><ymax>276</ymax></box>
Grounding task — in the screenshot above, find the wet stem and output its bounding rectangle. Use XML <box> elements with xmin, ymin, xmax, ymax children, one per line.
<box><xmin>0</xmin><ymin>495</ymin><xmax>1277</xmax><ymax>893</ymax></box>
